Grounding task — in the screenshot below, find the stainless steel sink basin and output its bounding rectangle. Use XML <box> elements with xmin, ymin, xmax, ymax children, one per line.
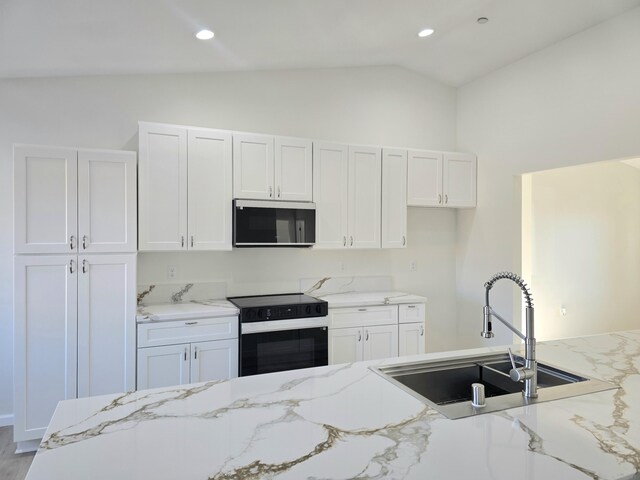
<box><xmin>372</xmin><ymin>352</ymin><xmax>617</xmax><ymax>419</ymax></box>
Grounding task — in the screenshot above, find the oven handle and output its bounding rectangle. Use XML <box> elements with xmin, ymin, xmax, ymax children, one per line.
<box><xmin>241</xmin><ymin>317</ymin><xmax>328</xmax><ymax>334</ymax></box>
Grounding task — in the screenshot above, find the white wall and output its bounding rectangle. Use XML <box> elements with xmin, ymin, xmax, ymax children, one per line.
<box><xmin>0</xmin><ymin>66</ymin><xmax>457</xmax><ymax>419</ymax></box>
<box><xmin>523</xmin><ymin>161</ymin><xmax>640</xmax><ymax>340</ymax></box>
<box><xmin>456</xmin><ymin>7</ymin><xmax>640</xmax><ymax>348</ymax></box>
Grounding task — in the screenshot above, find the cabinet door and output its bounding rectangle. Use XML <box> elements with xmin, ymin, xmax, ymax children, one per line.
<box><xmin>137</xmin><ymin>345</ymin><xmax>190</xmax><ymax>390</ymax></box>
<box><xmin>348</xmin><ymin>146</ymin><xmax>381</xmax><ymax>249</ymax></box>
<box><xmin>233</xmin><ymin>133</ymin><xmax>274</xmax><ymax>200</ymax></box>
<box><xmin>398</xmin><ymin>323</ymin><xmax>425</xmax><ymax>357</ymax></box>
<box><xmin>313</xmin><ymin>142</ymin><xmax>349</xmax><ymax>249</ymax></box>
<box><xmin>190</xmin><ymin>339</ymin><xmax>238</xmax><ymax>383</ymax></box>
<box><xmin>363</xmin><ymin>324</ymin><xmax>398</xmax><ymax>361</ymax></box>
<box><xmin>275</xmin><ymin>137</ymin><xmax>313</xmax><ymax>201</ymax></box>
<box><xmin>77</xmin><ymin>254</ymin><xmax>136</xmax><ymax>398</ymax></box>
<box><xmin>14</xmin><ymin>146</ymin><xmax>78</xmax><ymax>254</ymax></box>
<box><xmin>407</xmin><ymin>150</ymin><xmax>443</xmax><ymax>207</ymax></box>
<box><xmin>328</xmin><ymin>327</ymin><xmax>363</xmax><ymax>365</ymax></box>
<box><xmin>13</xmin><ymin>255</ymin><xmax>78</xmax><ymax>442</ymax></box>
<box><xmin>138</xmin><ymin>123</ymin><xmax>188</xmax><ymax>251</ymax></box>
<box><xmin>381</xmin><ymin>148</ymin><xmax>407</xmax><ymax>249</ymax></box>
<box><xmin>443</xmin><ymin>153</ymin><xmax>477</xmax><ymax>207</ymax></box>
<box><xmin>77</xmin><ymin>150</ymin><xmax>137</xmax><ymax>253</ymax></box>
<box><xmin>188</xmin><ymin>128</ymin><xmax>233</xmax><ymax>250</ymax></box>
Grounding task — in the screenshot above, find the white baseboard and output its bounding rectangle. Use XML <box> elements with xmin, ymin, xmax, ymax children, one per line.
<box><xmin>0</xmin><ymin>413</ymin><xmax>14</xmax><ymax>427</ymax></box>
<box><xmin>16</xmin><ymin>439</ymin><xmax>40</xmax><ymax>453</ymax></box>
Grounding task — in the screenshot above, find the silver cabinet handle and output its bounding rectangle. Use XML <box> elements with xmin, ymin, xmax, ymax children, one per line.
<box><xmin>190</xmin><ymin>236</ymin><xmax>194</xmax><ymax>248</ymax></box>
<box><xmin>185</xmin><ymin>321</ymin><xmax>198</xmax><ymax>325</ymax></box>
<box><xmin>420</xmin><ymin>325</ymin><xmax>424</xmax><ymax>336</ymax></box>
<box><xmin>70</xmin><ymin>235</ymin><xmax>75</xmax><ymax>250</ymax></box>
<box><xmin>82</xmin><ymin>259</ymin><xmax>87</xmax><ymax>274</ymax></box>
<box><xmin>350</xmin><ymin>236</ymin><xmax>354</xmax><ymax>246</ymax></box>
<box><xmin>82</xmin><ymin>235</ymin><xmax>88</xmax><ymax>250</ymax></box>
<box><xmin>184</xmin><ymin>348</ymin><xmax>188</xmax><ymax>361</ymax></box>
<box><xmin>343</xmin><ymin>236</ymin><xmax>346</xmax><ymax>246</ymax></box>
<box><xmin>69</xmin><ymin>259</ymin><xmax>75</xmax><ymax>273</ymax></box>
<box><xmin>269</xmin><ymin>186</ymin><xmax>273</xmax><ymax>198</ymax></box>
<box><xmin>277</xmin><ymin>186</ymin><xmax>281</xmax><ymax>198</ymax></box>
<box><xmin>402</xmin><ymin>235</ymin><xmax>406</xmax><ymax>246</ymax></box>
<box><xmin>407</xmin><ymin>305</ymin><xmax>416</xmax><ymax>309</ymax></box>
<box><xmin>365</xmin><ymin>329</ymin><xmax>369</xmax><ymax>341</ymax></box>
<box><xmin>358</xmin><ymin>308</ymin><xmax>367</xmax><ymax>312</ymax></box>
<box><xmin>194</xmin><ymin>346</ymin><xmax>198</xmax><ymax>360</ymax></box>
<box><xmin>357</xmin><ymin>331</ymin><xmax>361</xmax><ymax>342</ymax></box>
<box><xmin>445</xmin><ymin>194</ymin><xmax>448</xmax><ymax>204</ymax></box>
<box><xmin>181</xmin><ymin>236</ymin><xmax>185</xmax><ymax>248</ymax></box>
<box><xmin>438</xmin><ymin>194</ymin><xmax>442</xmax><ymax>204</ymax></box>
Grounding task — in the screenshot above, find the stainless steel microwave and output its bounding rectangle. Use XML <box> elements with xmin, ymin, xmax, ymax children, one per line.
<box><xmin>233</xmin><ymin>199</ymin><xmax>316</xmax><ymax>247</ymax></box>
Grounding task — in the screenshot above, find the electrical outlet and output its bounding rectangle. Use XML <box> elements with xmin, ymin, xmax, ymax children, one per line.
<box><xmin>560</xmin><ymin>305</ymin><xmax>567</xmax><ymax>317</ymax></box>
<box><xmin>410</xmin><ymin>261</ymin><xmax>417</xmax><ymax>272</ymax></box>
<box><xmin>167</xmin><ymin>265</ymin><xmax>177</xmax><ymax>280</ymax></box>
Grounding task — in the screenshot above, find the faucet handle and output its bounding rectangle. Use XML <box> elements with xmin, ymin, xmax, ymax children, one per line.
<box><xmin>508</xmin><ymin>348</ymin><xmax>517</xmax><ymax>370</ymax></box>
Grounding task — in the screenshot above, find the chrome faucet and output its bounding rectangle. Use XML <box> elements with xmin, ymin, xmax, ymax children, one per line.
<box><xmin>481</xmin><ymin>272</ymin><xmax>537</xmax><ymax>398</ymax></box>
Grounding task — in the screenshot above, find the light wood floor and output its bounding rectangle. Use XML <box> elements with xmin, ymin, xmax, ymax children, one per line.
<box><xmin>0</xmin><ymin>426</ymin><xmax>35</xmax><ymax>480</ymax></box>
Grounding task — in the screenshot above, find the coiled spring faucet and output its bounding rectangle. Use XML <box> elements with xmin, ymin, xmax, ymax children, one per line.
<box><xmin>482</xmin><ymin>272</ymin><xmax>537</xmax><ymax>398</ymax></box>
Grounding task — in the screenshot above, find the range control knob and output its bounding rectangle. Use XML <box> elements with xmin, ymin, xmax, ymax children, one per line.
<box><xmin>315</xmin><ymin>305</ymin><xmax>324</xmax><ymax>314</ymax></box>
<box><xmin>257</xmin><ymin>308</ymin><xmax>264</xmax><ymax>319</ymax></box>
<box><xmin>305</xmin><ymin>305</ymin><xmax>312</xmax><ymax>315</ymax></box>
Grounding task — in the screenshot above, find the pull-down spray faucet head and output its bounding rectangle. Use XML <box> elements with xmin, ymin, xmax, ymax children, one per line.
<box><xmin>482</xmin><ymin>305</ymin><xmax>494</xmax><ymax>338</ymax></box>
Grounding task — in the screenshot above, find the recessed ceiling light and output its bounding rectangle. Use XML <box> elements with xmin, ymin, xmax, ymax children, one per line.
<box><xmin>477</xmin><ymin>17</ymin><xmax>489</xmax><ymax>24</ymax></box>
<box><xmin>417</xmin><ymin>28</ymin><xmax>435</xmax><ymax>38</ymax></box>
<box><xmin>195</xmin><ymin>29</ymin><xmax>215</xmax><ymax>40</ymax></box>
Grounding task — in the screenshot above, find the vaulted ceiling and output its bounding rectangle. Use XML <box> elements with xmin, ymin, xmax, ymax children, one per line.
<box><xmin>1</xmin><ymin>0</ymin><xmax>638</xmax><ymax>85</ymax></box>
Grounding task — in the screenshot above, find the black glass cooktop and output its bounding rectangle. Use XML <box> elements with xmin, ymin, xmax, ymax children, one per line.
<box><xmin>227</xmin><ymin>293</ymin><xmax>328</xmax><ymax>322</ymax></box>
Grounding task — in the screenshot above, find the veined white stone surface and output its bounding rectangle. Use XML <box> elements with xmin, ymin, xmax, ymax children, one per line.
<box><xmin>26</xmin><ymin>331</ymin><xmax>640</xmax><ymax>480</ymax></box>
<box><xmin>316</xmin><ymin>291</ymin><xmax>428</xmax><ymax>308</ymax></box>
<box><xmin>137</xmin><ymin>282</ymin><xmax>227</xmax><ymax>305</ymax></box>
<box><xmin>136</xmin><ymin>300</ymin><xmax>238</xmax><ymax>323</ymax></box>
<box><xmin>300</xmin><ymin>276</ymin><xmax>393</xmax><ymax>296</ymax></box>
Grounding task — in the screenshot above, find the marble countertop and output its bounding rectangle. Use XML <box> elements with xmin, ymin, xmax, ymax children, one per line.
<box><xmin>26</xmin><ymin>330</ymin><xmax>640</xmax><ymax>479</ymax></box>
<box><xmin>314</xmin><ymin>290</ymin><xmax>428</xmax><ymax>308</ymax></box>
<box><xmin>136</xmin><ymin>300</ymin><xmax>239</xmax><ymax>323</ymax></box>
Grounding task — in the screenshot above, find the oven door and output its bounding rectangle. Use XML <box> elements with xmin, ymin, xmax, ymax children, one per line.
<box><xmin>240</xmin><ymin>318</ymin><xmax>328</xmax><ymax>377</ymax></box>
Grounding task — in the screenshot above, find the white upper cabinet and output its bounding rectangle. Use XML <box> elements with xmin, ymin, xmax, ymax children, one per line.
<box><xmin>314</xmin><ymin>143</ymin><xmax>382</xmax><ymax>249</ymax></box>
<box><xmin>77</xmin><ymin>254</ymin><xmax>136</xmax><ymax>398</ymax></box>
<box><xmin>138</xmin><ymin>123</ymin><xmax>188</xmax><ymax>251</ymax></box>
<box><xmin>233</xmin><ymin>133</ymin><xmax>275</xmax><ymax>200</ymax></box>
<box><xmin>275</xmin><ymin>137</ymin><xmax>313</xmax><ymax>201</ymax></box>
<box><xmin>14</xmin><ymin>146</ymin><xmax>78</xmax><ymax>254</ymax></box>
<box><xmin>381</xmin><ymin>148</ymin><xmax>407</xmax><ymax>249</ymax></box>
<box><xmin>407</xmin><ymin>150</ymin><xmax>443</xmax><ymax>207</ymax></box>
<box><xmin>77</xmin><ymin>150</ymin><xmax>137</xmax><ymax>253</ymax></box>
<box><xmin>14</xmin><ymin>145</ymin><xmax>136</xmax><ymax>254</ymax></box>
<box><xmin>139</xmin><ymin>122</ymin><xmax>232</xmax><ymax>251</ymax></box>
<box><xmin>233</xmin><ymin>134</ymin><xmax>312</xmax><ymax>202</ymax></box>
<box><xmin>443</xmin><ymin>152</ymin><xmax>477</xmax><ymax>207</ymax></box>
<box><xmin>313</xmin><ymin>142</ymin><xmax>349</xmax><ymax>249</ymax></box>
<box><xmin>348</xmin><ymin>146</ymin><xmax>382</xmax><ymax>249</ymax></box>
<box><xmin>187</xmin><ymin>128</ymin><xmax>233</xmax><ymax>250</ymax></box>
<box><xmin>407</xmin><ymin>150</ymin><xmax>477</xmax><ymax>208</ymax></box>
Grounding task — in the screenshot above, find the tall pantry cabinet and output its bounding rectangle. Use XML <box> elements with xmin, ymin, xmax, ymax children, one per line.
<box><xmin>13</xmin><ymin>145</ymin><xmax>137</xmax><ymax>448</ymax></box>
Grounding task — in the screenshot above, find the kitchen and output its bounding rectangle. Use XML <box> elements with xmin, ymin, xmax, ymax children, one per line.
<box><xmin>2</xmin><ymin>1</ymin><xmax>640</xmax><ymax>479</ymax></box>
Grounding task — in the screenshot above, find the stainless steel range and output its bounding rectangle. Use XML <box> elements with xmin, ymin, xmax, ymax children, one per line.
<box><xmin>227</xmin><ymin>293</ymin><xmax>329</xmax><ymax>377</ymax></box>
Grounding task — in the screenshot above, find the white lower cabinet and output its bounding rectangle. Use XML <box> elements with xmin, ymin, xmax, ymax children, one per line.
<box><xmin>13</xmin><ymin>254</ymin><xmax>136</xmax><ymax>443</ymax></box>
<box><xmin>328</xmin><ymin>303</ymin><xmax>425</xmax><ymax>365</ymax></box>
<box><xmin>398</xmin><ymin>323</ymin><xmax>426</xmax><ymax>356</ymax></box>
<box><xmin>136</xmin><ymin>317</ymin><xmax>238</xmax><ymax>390</ymax></box>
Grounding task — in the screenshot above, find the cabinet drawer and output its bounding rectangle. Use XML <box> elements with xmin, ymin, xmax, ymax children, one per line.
<box><xmin>138</xmin><ymin>316</ymin><xmax>238</xmax><ymax>348</ymax></box>
<box><xmin>399</xmin><ymin>304</ymin><xmax>425</xmax><ymax>324</ymax></box>
<box><xmin>329</xmin><ymin>305</ymin><xmax>398</xmax><ymax>329</ymax></box>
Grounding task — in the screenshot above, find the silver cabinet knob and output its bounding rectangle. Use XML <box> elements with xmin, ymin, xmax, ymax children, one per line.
<box><xmin>350</xmin><ymin>236</ymin><xmax>354</xmax><ymax>246</ymax></box>
<box><xmin>69</xmin><ymin>259</ymin><xmax>75</xmax><ymax>273</ymax></box>
<box><xmin>82</xmin><ymin>259</ymin><xmax>87</xmax><ymax>274</ymax></box>
<box><xmin>190</xmin><ymin>236</ymin><xmax>194</xmax><ymax>248</ymax></box>
<box><xmin>269</xmin><ymin>186</ymin><xmax>273</xmax><ymax>198</ymax></box>
<box><xmin>357</xmin><ymin>331</ymin><xmax>362</xmax><ymax>342</ymax></box>
<box><xmin>82</xmin><ymin>235</ymin><xmax>88</xmax><ymax>250</ymax></box>
<box><xmin>402</xmin><ymin>235</ymin><xmax>406</xmax><ymax>246</ymax></box>
<box><xmin>438</xmin><ymin>194</ymin><xmax>442</xmax><ymax>204</ymax></box>
<box><xmin>445</xmin><ymin>194</ymin><xmax>448</xmax><ymax>204</ymax></box>
<box><xmin>69</xmin><ymin>235</ymin><xmax>75</xmax><ymax>250</ymax></box>
<box><xmin>181</xmin><ymin>236</ymin><xmax>185</xmax><ymax>248</ymax></box>
<box><xmin>277</xmin><ymin>186</ymin><xmax>281</xmax><ymax>198</ymax></box>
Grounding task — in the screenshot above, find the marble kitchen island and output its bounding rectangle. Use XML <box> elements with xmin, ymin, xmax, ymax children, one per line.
<box><xmin>26</xmin><ymin>330</ymin><xmax>640</xmax><ymax>480</ymax></box>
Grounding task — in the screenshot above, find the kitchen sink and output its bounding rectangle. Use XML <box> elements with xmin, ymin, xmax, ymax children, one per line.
<box><xmin>372</xmin><ymin>352</ymin><xmax>617</xmax><ymax>419</ymax></box>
